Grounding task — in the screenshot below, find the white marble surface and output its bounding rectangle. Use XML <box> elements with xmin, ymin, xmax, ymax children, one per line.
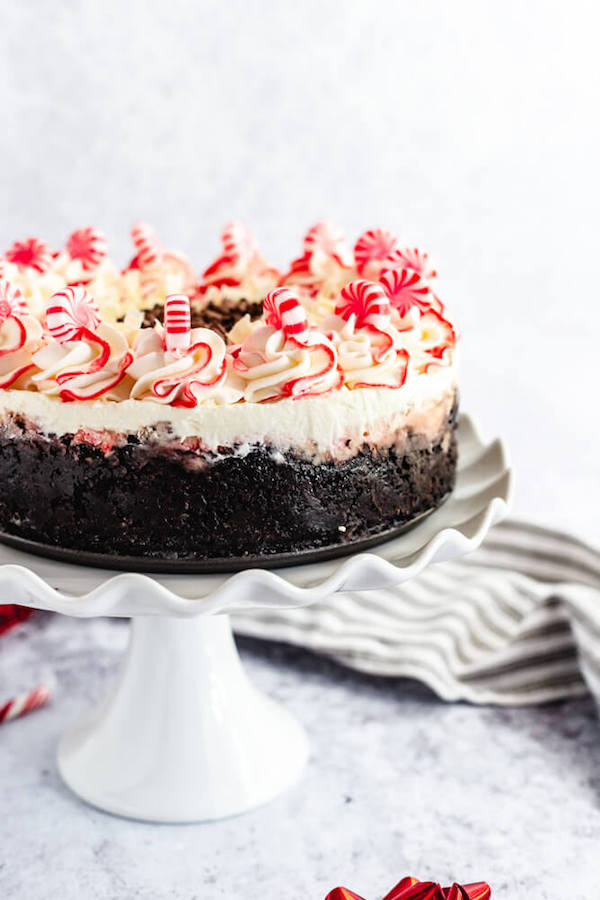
<box><xmin>1</xmin><ymin>613</ymin><xmax>600</xmax><ymax>899</ymax></box>
<box><xmin>1</xmin><ymin>1</ymin><xmax>599</xmax><ymax>897</ymax></box>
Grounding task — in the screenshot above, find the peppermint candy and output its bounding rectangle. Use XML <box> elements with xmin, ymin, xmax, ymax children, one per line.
<box><xmin>335</xmin><ymin>280</ymin><xmax>392</xmax><ymax>331</ymax></box>
<box><xmin>379</xmin><ymin>267</ymin><xmax>435</xmax><ymax>317</ymax></box>
<box><xmin>391</xmin><ymin>246</ymin><xmax>437</xmax><ymax>279</ymax></box>
<box><xmin>46</xmin><ymin>286</ymin><xmax>101</xmax><ymax>343</ymax></box>
<box><xmin>304</xmin><ymin>221</ymin><xmax>353</xmax><ymax>267</ymax></box>
<box><xmin>263</xmin><ymin>287</ymin><xmax>309</xmax><ymax>342</ymax></box>
<box><xmin>66</xmin><ymin>227</ymin><xmax>108</xmax><ymax>272</ymax></box>
<box><xmin>0</xmin><ymin>280</ymin><xmax>28</xmax><ymax>323</ymax></box>
<box><xmin>353</xmin><ymin>228</ymin><xmax>400</xmax><ymax>276</ymax></box>
<box><xmin>5</xmin><ymin>237</ymin><xmax>52</xmax><ymax>273</ymax></box>
<box><xmin>164</xmin><ymin>294</ymin><xmax>192</xmax><ymax>351</ymax></box>
<box><xmin>222</xmin><ymin>221</ymin><xmax>258</xmax><ymax>261</ymax></box>
<box><xmin>131</xmin><ymin>222</ymin><xmax>162</xmax><ymax>270</ymax></box>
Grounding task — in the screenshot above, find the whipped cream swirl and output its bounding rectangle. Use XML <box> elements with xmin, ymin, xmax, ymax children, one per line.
<box><xmin>128</xmin><ymin>325</ymin><xmax>243</xmax><ymax>407</ymax></box>
<box><xmin>232</xmin><ymin>324</ymin><xmax>342</xmax><ymax>403</ymax></box>
<box><xmin>32</xmin><ymin>322</ymin><xmax>133</xmax><ymax>401</ymax></box>
<box><xmin>0</xmin><ymin>315</ymin><xmax>43</xmax><ymax>389</ymax></box>
<box><xmin>322</xmin><ymin>313</ymin><xmax>408</xmax><ymax>389</ymax></box>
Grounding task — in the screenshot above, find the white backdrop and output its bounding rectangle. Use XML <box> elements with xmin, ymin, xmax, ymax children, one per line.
<box><xmin>1</xmin><ymin>1</ymin><xmax>599</xmax><ymax>538</ymax></box>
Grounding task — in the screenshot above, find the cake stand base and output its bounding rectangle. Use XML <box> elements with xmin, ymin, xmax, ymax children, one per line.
<box><xmin>57</xmin><ymin>614</ymin><xmax>309</xmax><ymax>823</ymax></box>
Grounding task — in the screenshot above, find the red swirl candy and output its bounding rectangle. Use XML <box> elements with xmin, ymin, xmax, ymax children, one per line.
<box><xmin>164</xmin><ymin>293</ymin><xmax>191</xmax><ymax>352</ymax></box>
<box><xmin>392</xmin><ymin>246</ymin><xmax>437</xmax><ymax>279</ymax></box>
<box><xmin>263</xmin><ymin>287</ymin><xmax>309</xmax><ymax>342</ymax></box>
<box><xmin>131</xmin><ymin>222</ymin><xmax>162</xmax><ymax>270</ymax></box>
<box><xmin>353</xmin><ymin>228</ymin><xmax>400</xmax><ymax>276</ymax></box>
<box><xmin>5</xmin><ymin>237</ymin><xmax>52</xmax><ymax>273</ymax></box>
<box><xmin>379</xmin><ymin>267</ymin><xmax>435</xmax><ymax>317</ymax></box>
<box><xmin>335</xmin><ymin>279</ymin><xmax>391</xmax><ymax>331</ymax></box>
<box><xmin>66</xmin><ymin>227</ymin><xmax>108</xmax><ymax>272</ymax></box>
<box><xmin>0</xmin><ymin>280</ymin><xmax>28</xmax><ymax>323</ymax></box>
<box><xmin>46</xmin><ymin>286</ymin><xmax>101</xmax><ymax>343</ymax></box>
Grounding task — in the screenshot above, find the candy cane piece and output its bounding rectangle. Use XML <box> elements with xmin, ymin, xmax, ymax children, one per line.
<box><xmin>66</xmin><ymin>227</ymin><xmax>108</xmax><ymax>271</ymax></box>
<box><xmin>222</xmin><ymin>221</ymin><xmax>258</xmax><ymax>261</ymax></box>
<box><xmin>46</xmin><ymin>286</ymin><xmax>101</xmax><ymax>343</ymax></box>
<box><xmin>131</xmin><ymin>222</ymin><xmax>162</xmax><ymax>270</ymax></box>
<box><xmin>0</xmin><ymin>280</ymin><xmax>28</xmax><ymax>323</ymax></box>
<box><xmin>5</xmin><ymin>237</ymin><xmax>52</xmax><ymax>273</ymax></box>
<box><xmin>353</xmin><ymin>228</ymin><xmax>400</xmax><ymax>276</ymax></box>
<box><xmin>335</xmin><ymin>280</ymin><xmax>392</xmax><ymax>331</ymax></box>
<box><xmin>164</xmin><ymin>293</ymin><xmax>192</xmax><ymax>351</ymax></box>
<box><xmin>0</xmin><ymin>684</ymin><xmax>51</xmax><ymax>725</ymax></box>
<box><xmin>263</xmin><ymin>287</ymin><xmax>309</xmax><ymax>342</ymax></box>
<box><xmin>379</xmin><ymin>267</ymin><xmax>435</xmax><ymax>317</ymax></box>
<box><xmin>304</xmin><ymin>221</ymin><xmax>353</xmax><ymax>266</ymax></box>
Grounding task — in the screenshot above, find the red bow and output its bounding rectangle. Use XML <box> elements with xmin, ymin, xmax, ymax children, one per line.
<box><xmin>325</xmin><ymin>877</ymin><xmax>490</xmax><ymax>900</ymax></box>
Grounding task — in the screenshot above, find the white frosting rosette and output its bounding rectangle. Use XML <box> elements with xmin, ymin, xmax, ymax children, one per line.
<box><xmin>0</xmin><ymin>315</ymin><xmax>44</xmax><ymax>389</ymax></box>
<box><xmin>321</xmin><ymin>313</ymin><xmax>408</xmax><ymax>389</ymax></box>
<box><xmin>32</xmin><ymin>322</ymin><xmax>133</xmax><ymax>402</ymax></box>
<box><xmin>232</xmin><ymin>324</ymin><xmax>342</xmax><ymax>403</ymax></box>
<box><xmin>128</xmin><ymin>324</ymin><xmax>243</xmax><ymax>407</ymax></box>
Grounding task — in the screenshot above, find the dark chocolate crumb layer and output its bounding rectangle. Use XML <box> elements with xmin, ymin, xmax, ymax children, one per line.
<box><xmin>0</xmin><ymin>403</ymin><xmax>457</xmax><ymax>560</ymax></box>
<box><xmin>142</xmin><ymin>298</ymin><xmax>264</xmax><ymax>340</ymax></box>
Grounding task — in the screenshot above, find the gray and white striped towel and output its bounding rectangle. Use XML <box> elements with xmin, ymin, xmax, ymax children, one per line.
<box><xmin>233</xmin><ymin>520</ymin><xmax>600</xmax><ymax>705</ymax></box>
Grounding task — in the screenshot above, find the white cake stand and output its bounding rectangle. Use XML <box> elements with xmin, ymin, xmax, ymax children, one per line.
<box><xmin>0</xmin><ymin>414</ymin><xmax>511</xmax><ymax>823</ymax></box>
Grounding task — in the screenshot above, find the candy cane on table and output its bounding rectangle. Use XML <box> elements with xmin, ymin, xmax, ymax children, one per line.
<box><xmin>46</xmin><ymin>286</ymin><xmax>101</xmax><ymax>343</ymax></box>
<box><xmin>66</xmin><ymin>227</ymin><xmax>108</xmax><ymax>272</ymax></box>
<box><xmin>0</xmin><ymin>684</ymin><xmax>51</xmax><ymax>725</ymax></box>
<box><xmin>131</xmin><ymin>222</ymin><xmax>162</xmax><ymax>270</ymax></box>
<box><xmin>353</xmin><ymin>228</ymin><xmax>400</xmax><ymax>276</ymax></box>
<box><xmin>164</xmin><ymin>293</ymin><xmax>192</xmax><ymax>352</ymax></box>
<box><xmin>262</xmin><ymin>287</ymin><xmax>309</xmax><ymax>342</ymax></box>
<box><xmin>0</xmin><ymin>280</ymin><xmax>28</xmax><ymax>322</ymax></box>
<box><xmin>5</xmin><ymin>237</ymin><xmax>53</xmax><ymax>273</ymax></box>
<box><xmin>335</xmin><ymin>279</ymin><xmax>392</xmax><ymax>331</ymax></box>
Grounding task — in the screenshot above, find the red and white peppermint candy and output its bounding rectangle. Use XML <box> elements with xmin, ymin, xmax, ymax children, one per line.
<box><xmin>353</xmin><ymin>228</ymin><xmax>400</xmax><ymax>276</ymax></box>
<box><xmin>222</xmin><ymin>221</ymin><xmax>258</xmax><ymax>261</ymax></box>
<box><xmin>131</xmin><ymin>222</ymin><xmax>162</xmax><ymax>270</ymax></box>
<box><xmin>46</xmin><ymin>286</ymin><xmax>101</xmax><ymax>343</ymax></box>
<box><xmin>0</xmin><ymin>280</ymin><xmax>28</xmax><ymax>323</ymax></box>
<box><xmin>164</xmin><ymin>294</ymin><xmax>192</xmax><ymax>352</ymax></box>
<box><xmin>0</xmin><ymin>684</ymin><xmax>51</xmax><ymax>725</ymax></box>
<box><xmin>391</xmin><ymin>246</ymin><xmax>437</xmax><ymax>279</ymax></box>
<box><xmin>66</xmin><ymin>226</ymin><xmax>108</xmax><ymax>272</ymax></box>
<box><xmin>379</xmin><ymin>267</ymin><xmax>435</xmax><ymax>317</ymax></box>
<box><xmin>263</xmin><ymin>287</ymin><xmax>309</xmax><ymax>342</ymax></box>
<box><xmin>5</xmin><ymin>237</ymin><xmax>52</xmax><ymax>273</ymax></box>
<box><xmin>304</xmin><ymin>221</ymin><xmax>353</xmax><ymax>267</ymax></box>
<box><xmin>335</xmin><ymin>280</ymin><xmax>392</xmax><ymax>331</ymax></box>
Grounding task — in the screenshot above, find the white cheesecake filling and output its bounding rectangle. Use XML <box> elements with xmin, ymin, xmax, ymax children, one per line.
<box><xmin>0</xmin><ymin>360</ymin><xmax>457</xmax><ymax>461</ymax></box>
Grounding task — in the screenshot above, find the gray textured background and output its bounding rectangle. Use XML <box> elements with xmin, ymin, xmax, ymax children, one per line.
<box><xmin>2</xmin><ymin>0</ymin><xmax>598</xmax><ymax>538</ymax></box>
<box><xmin>1</xmin><ymin>4</ymin><xmax>599</xmax><ymax>898</ymax></box>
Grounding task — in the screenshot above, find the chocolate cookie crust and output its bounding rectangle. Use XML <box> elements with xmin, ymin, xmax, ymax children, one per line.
<box><xmin>0</xmin><ymin>403</ymin><xmax>457</xmax><ymax>560</ymax></box>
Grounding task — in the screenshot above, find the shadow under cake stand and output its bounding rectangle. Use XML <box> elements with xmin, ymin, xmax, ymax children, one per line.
<box><xmin>0</xmin><ymin>414</ymin><xmax>511</xmax><ymax>823</ymax></box>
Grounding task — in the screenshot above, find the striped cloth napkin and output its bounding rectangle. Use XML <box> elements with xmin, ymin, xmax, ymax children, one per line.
<box><xmin>233</xmin><ymin>520</ymin><xmax>600</xmax><ymax>705</ymax></box>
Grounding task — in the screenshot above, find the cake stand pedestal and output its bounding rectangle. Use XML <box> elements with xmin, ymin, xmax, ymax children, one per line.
<box><xmin>0</xmin><ymin>415</ymin><xmax>511</xmax><ymax>823</ymax></box>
